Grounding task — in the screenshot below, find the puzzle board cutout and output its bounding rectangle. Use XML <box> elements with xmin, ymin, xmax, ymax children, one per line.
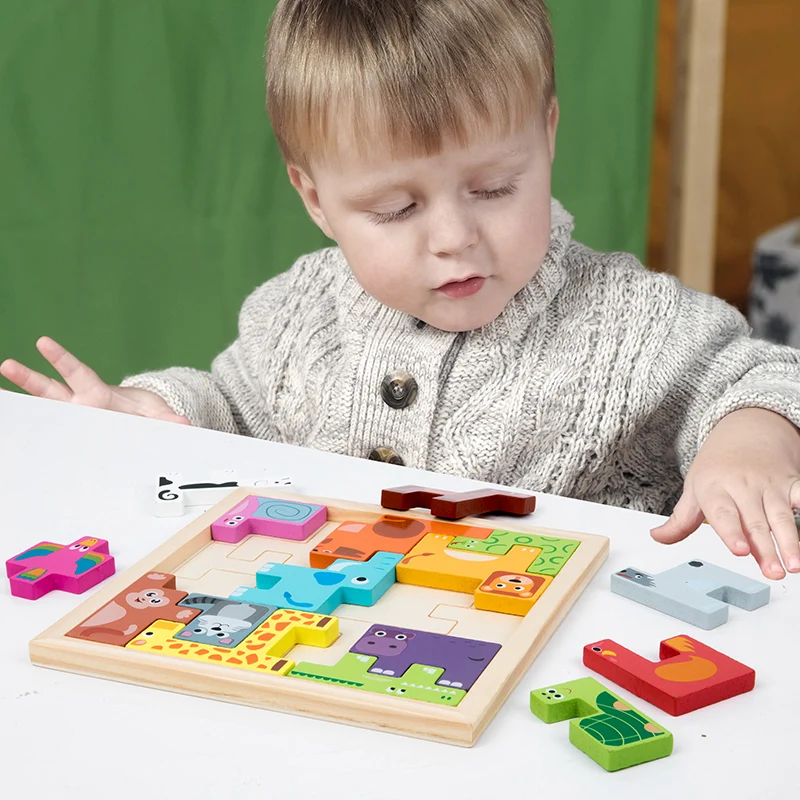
<box><xmin>29</xmin><ymin>488</ymin><xmax>608</xmax><ymax>746</ymax></box>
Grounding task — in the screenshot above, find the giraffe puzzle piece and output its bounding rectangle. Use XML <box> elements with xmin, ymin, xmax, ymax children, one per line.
<box><xmin>229</xmin><ymin>551</ymin><xmax>403</xmax><ymax>615</ymax></box>
<box><xmin>381</xmin><ymin>485</ymin><xmax>536</xmax><ymax>520</ymax></box>
<box><xmin>350</xmin><ymin>624</ymin><xmax>501</xmax><ymax>690</ymax></box>
<box><xmin>611</xmin><ymin>560</ymin><xmax>771</xmax><ymax>629</ymax></box>
<box><xmin>583</xmin><ymin>634</ymin><xmax>756</xmax><ymax>715</ymax></box>
<box><xmin>210</xmin><ymin>495</ymin><xmax>326</xmax><ymax>543</ymax></box>
<box><xmin>66</xmin><ymin>572</ymin><xmax>201</xmax><ymax>645</ymax></box>
<box><xmin>6</xmin><ymin>537</ymin><xmax>116</xmax><ymax>600</ymax></box>
<box><xmin>173</xmin><ymin>594</ymin><xmax>278</xmax><ymax>648</ymax></box>
<box><xmin>530</xmin><ymin>676</ymin><xmax>673</xmax><ymax>771</ymax></box>
<box><xmin>289</xmin><ymin>652</ymin><xmax>467</xmax><ymax>706</ymax></box>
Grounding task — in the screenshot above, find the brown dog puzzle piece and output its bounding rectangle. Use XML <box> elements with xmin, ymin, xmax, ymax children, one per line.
<box><xmin>381</xmin><ymin>486</ymin><xmax>536</xmax><ymax>520</ymax></box>
<box><xmin>66</xmin><ymin>572</ymin><xmax>201</xmax><ymax>646</ymax></box>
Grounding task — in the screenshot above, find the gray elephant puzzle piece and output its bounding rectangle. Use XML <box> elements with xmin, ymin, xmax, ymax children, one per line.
<box><xmin>610</xmin><ymin>560</ymin><xmax>770</xmax><ymax>630</ymax></box>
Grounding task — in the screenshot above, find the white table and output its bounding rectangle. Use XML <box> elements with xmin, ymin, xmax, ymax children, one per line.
<box><xmin>1</xmin><ymin>391</ymin><xmax>795</xmax><ymax>797</ymax></box>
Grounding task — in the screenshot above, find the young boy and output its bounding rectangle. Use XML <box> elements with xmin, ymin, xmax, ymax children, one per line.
<box><xmin>2</xmin><ymin>0</ymin><xmax>800</xmax><ymax>581</ymax></box>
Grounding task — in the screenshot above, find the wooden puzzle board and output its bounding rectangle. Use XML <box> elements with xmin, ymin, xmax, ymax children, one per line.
<box><xmin>29</xmin><ymin>488</ymin><xmax>609</xmax><ymax>746</ymax></box>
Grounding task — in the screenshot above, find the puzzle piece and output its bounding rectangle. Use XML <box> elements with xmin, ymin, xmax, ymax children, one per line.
<box><xmin>381</xmin><ymin>485</ymin><xmax>536</xmax><ymax>519</ymax></box>
<box><xmin>450</xmin><ymin>530</ymin><xmax>580</xmax><ymax>577</ymax></box>
<box><xmin>66</xmin><ymin>572</ymin><xmax>201</xmax><ymax>645</ymax></box>
<box><xmin>309</xmin><ymin>515</ymin><xmax>493</xmax><ymax>568</ymax></box>
<box><xmin>397</xmin><ymin>533</ymin><xmax>539</xmax><ymax>593</ymax></box>
<box><xmin>6</xmin><ymin>537</ymin><xmax>116</xmax><ymax>600</ymax></box>
<box><xmin>126</xmin><ymin>609</ymin><xmax>337</xmax><ymax>673</ymax></box>
<box><xmin>174</xmin><ymin>594</ymin><xmax>277</xmax><ymax>648</ymax></box>
<box><xmin>350</xmin><ymin>623</ymin><xmax>501</xmax><ymax>690</ymax></box>
<box><xmin>211</xmin><ymin>495</ymin><xmax>326</xmax><ymax>543</ymax></box>
<box><xmin>289</xmin><ymin>652</ymin><xmax>466</xmax><ymax>706</ymax></box>
<box><xmin>229</xmin><ymin>551</ymin><xmax>403</xmax><ymax>614</ymax></box>
<box><xmin>474</xmin><ymin>571</ymin><xmax>552</xmax><ymax>615</ymax></box>
<box><xmin>583</xmin><ymin>635</ymin><xmax>756</xmax><ymax>715</ymax></box>
<box><xmin>530</xmin><ymin>677</ymin><xmax>673</xmax><ymax>771</ymax></box>
<box><xmin>611</xmin><ymin>560</ymin><xmax>771</xmax><ymax>629</ymax></box>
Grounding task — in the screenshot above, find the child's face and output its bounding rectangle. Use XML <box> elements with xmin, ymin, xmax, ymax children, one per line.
<box><xmin>289</xmin><ymin>105</ymin><xmax>559</xmax><ymax>332</ymax></box>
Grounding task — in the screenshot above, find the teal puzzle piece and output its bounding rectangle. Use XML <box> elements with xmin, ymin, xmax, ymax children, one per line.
<box><xmin>611</xmin><ymin>559</ymin><xmax>770</xmax><ymax>630</ymax></box>
<box><xmin>229</xmin><ymin>551</ymin><xmax>403</xmax><ymax>614</ymax></box>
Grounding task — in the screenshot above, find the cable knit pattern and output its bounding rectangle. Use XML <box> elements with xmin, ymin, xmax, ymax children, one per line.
<box><xmin>121</xmin><ymin>199</ymin><xmax>800</xmax><ymax>515</ymax></box>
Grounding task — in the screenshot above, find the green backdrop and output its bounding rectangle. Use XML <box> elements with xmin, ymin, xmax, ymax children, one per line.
<box><xmin>0</xmin><ymin>1</ymin><xmax>657</xmax><ymax>386</ymax></box>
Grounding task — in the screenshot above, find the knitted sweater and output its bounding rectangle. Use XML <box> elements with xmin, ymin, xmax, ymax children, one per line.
<box><xmin>122</xmin><ymin>200</ymin><xmax>800</xmax><ymax>515</ymax></box>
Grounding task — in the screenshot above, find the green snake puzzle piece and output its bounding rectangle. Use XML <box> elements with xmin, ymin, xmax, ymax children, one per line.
<box><xmin>289</xmin><ymin>652</ymin><xmax>467</xmax><ymax>706</ymax></box>
<box><xmin>530</xmin><ymin>676</ymin><xmax>673</xmax><ymax>771</ymax></box>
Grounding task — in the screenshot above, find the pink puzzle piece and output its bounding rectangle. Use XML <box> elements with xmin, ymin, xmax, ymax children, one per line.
<box><xmin>211</xmin><ymin>495</ymin><xmax>327</xmax><ymax>544</ymax></box>
<box><xmin>6</xmin><ymin>537</ymin><xmax>116</xmax><ymax>600</ymax></box>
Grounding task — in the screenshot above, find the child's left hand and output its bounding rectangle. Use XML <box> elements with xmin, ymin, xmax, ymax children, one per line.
<box><xmin>651</xmin><ymin>407</ymin><xmax>800</xmax><ymax>580</ymax></box>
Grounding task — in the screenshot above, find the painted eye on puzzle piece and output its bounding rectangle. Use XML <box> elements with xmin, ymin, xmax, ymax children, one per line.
<box><xmin>592</xmin><ymin>646</ymin><xmax>602</xmax><ymax>652</ymax></box>
<box><xmin>351</xmin><ymin>576</ymin><xmax>369</xmax><ymax>584</ymax></box>
<box><xmin>395</xmin><ymin>634</ymin><xmax>407</xmax><ymax>640</ymax></box>
<box><xmin>374</xmin><ymin>630</ymin><xmax>387</xmax><ymax>637</ymax></box>
<box><xmin>495</xmin><ymin>582</ymin><xmax>507</xmax><ymax>589</ymax></box>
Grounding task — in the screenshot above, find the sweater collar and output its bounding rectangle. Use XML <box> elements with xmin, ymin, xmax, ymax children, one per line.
<box><xmin>334</xmin><ymin>197</ymin><xmax>575</xmax><ymax>341</ymax></box>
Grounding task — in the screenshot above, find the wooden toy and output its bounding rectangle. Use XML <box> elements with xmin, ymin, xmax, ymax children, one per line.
<box><xmin>29</xmin><ymin>487</ymin><xmax>608</xmax><ymax>746</ymax></box>
<box><xmin>6</xmin><ymin>537</ymin><xmax>116</xmax><ymax>600</ymax></box>
<box><xmin>475</xmin><ymin>572</ymin><xmax>552</xmax><ymax>615</ymax></box>
<box><xmin>611</xmin><ymin>560</ymin><xmax>770</xmax><ymax>629</ymax></box>
<box><xmin>530</xmin><ymin>677</ymin><xmax>673</xmax><ymax>771</ymax></box>
<box><xmin>583</xmin><ymin>635</ymin><xmax>756</xmax><ymax>715</ymax></box>
<box><xmin>381</xmin><ymin>485</ymin><xmax>536</xmax><ymax>519</ymax></box>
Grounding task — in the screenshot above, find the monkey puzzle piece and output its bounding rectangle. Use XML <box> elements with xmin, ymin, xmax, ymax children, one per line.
<box><xmin>211</xmin><ymin>495</ymin><xmax>327</xmax><ymax>544</ymax></box>
<box><xmin>530</xmin><ymin>676</ymin><xmax>673</xmax><ymax>771</ymax></box>
<box><xmin>583</xmin><ymin>634</ymin><xmax>756</xmax><ymax>716</ymax></box>
<box><xmin>229</xmin><ymin>551</ymin><xmax>403</xmax><ymax>615</ymax></box>
<box><xmin>309</xmin><ymin>515</ymin><xmax>493</xmax><ymax>568</ymax></box>
<box><xmin>474</xmin><ymin>571</ymin><xmax>552</xmax><ymax>615</ymax></box>
<box><xmin>173</xmin><ymin>594</ymin><xmax>278</xmax><ymax>648</ymax></box>
<box><xmin>450</xmin><ymin>529</ymin><xmax>580</xmax><ymax>577</ymax></box>
<box><xmin>349</xmin><ymin>623</ymin><xmax>501</xmax><ymax>690</ymax></box>
<box><xmin>66</xmin><ymin>572</ymin><xmax>201</xmax><ymax>646</ymax></box>
<box><xmin>126</xmin><ymin>609</ymin><xmax>337</xmax><ymax>674</ymax></box>
<box><xmin>611</xmin><ymin>560</ymin><xmax>770</xmax><ymax>630</ymax></box>
<box><xmin>289</xmin><ymin>652</ymin><xmax>466</xmax><ymax>706</ymax></box>
<box><xmin>381</xmin><ymin>485</ymin><xmax>536</xmax><ymax>520</ymax></box>
<box><xmin>6</xmin><ymin>537</ymin><xmax>116</xmax><ymax>601</ymax></box>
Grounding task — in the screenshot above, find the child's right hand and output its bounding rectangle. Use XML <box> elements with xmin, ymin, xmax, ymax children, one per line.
<box><xmin>0</xmin><ymin>336</ymin><xmax>191</xmax><ymax>425</ymax></box>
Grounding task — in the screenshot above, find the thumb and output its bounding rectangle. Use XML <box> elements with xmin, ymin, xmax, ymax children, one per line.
<box><xmin>650</xmin><ymin>490</ymin><xmax>704</xmax><ymax>544</ymax></box>
<box><xmin>790</xmin><ymin>477</ymin><xmax>800</xmax><ymax>511</ymax></box>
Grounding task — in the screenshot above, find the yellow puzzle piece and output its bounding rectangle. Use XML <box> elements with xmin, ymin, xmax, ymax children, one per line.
<box><xmin>126</xmin><ymin>608</ymin><xmax>339</xmax><ymax>673</ymax></box>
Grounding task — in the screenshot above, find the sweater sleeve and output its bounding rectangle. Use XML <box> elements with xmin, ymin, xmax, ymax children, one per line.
<box><xmin>120</xmin><ymin>269</ymin><xmax>293</xmax><ymax>438</ymax></box>
<box><xmin>654</xmin><ymin>283</ymin><xmax>800</xmax><ymax>475</ymax></box>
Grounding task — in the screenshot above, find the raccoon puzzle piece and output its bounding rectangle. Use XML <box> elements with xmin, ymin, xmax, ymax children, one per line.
<box><xmin>211</xmin><ymin>495</ymin><xmax>327</xmax><ymax>543</ymax></box>
<box><xmin>174</xmin><ymin>594</ymin><xmax>278</xmax><ymax>648</ymax></box>
<box><xmin>530</xmin><ymin>676</ymin><xmax>673</xmax><ymax>771</ymax></box>
<box><xmin>229</xmin><ymin>551</ymin><xmax>404</xmax><ymax>614</ymax></box>
<box><xmin>381</xmin><ymin>485</ymin><xmax>536</xmax><ymax>520</ymax></box>
<box><xmin>583</xmin><ymin>634</ymin><xmax>756</xmax><ymax>715</ymax></box>
<box><xmin>6</xmin><ymin>537</ymin><xmax>116</xmax><ymax>600</ymax></box>
<box><xmin>611</xmin><ymin>560</ymin><xmax>770</xmax><ymax>629</ymax></box>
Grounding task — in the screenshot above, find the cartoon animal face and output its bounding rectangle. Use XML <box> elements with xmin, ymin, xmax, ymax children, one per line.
<box><xmin>588</xmin><ymin>640</ymin><xmax>618</xmax><ymax>662</ymax></box>
<box><xmin>219</xmin><ymin>514</ymin><xmax>246</xmax><ymax>528</ymax></box>
<box><xmin>68</xmin><ymin>538</ymin><xmax>99</xmax><ymax>552</ymax></box>
<box><xmin>189</xmin><ymin>615</ymin><xmax>253</xmax><ymax>641</ymax></box>
<box><xmin>125</xmin><ymin>588</ymin><xmax>172</xmax><ymax>609</ymax></box>
<box><xmin>615</xmin><ymin>568</ymin><xmax>656</xmax><ymax>588</ymax></box>
<box><xmin>538</xmin><ymin>686</ymin><xmax>574</xmax><ymax>702</ymax></box>
<box><xmin>482</xmin><ymin>574</ymin><xmax>537</xmax><ymax>598</ymax></box>
<box><xmin>355</xmin><ymin>627</ymin><xmax>415</xmax><ymax>656</ymax></box>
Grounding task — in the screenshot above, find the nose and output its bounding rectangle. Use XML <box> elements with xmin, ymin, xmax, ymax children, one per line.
<box><xmin>427</xmin><ymin>199</ymin><xmax>478</xmax><ymax>257</ymax></box>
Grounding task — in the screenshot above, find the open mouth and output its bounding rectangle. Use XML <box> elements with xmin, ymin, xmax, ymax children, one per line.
<box><xmin>437</xmin><ymin>276</ymin><xmax>486</xmax><ymax>299</ymax></box>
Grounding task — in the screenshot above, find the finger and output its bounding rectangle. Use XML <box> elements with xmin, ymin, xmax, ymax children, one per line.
<box><xmin>697</xmin><ymin>489</ymin><xmax>753</xmax><ymax>558</ymax></box>
<box><xmin>734</xmin><ymin>491</ymin><xmax>784</xmax><ymax>579</ymax></box>
<box><xmin>36</xmin><ymin>337</ymin><xmax>108</xmax><ymax>396</ymax></box>
<box><xmin>791</xmin><ymin>478</ymin><xmax>800</xmax><ymax>511</ymax></box>
<box><xmin>764</xmin><ymin>486</ymin><xmax>800</xmax><ymax>573</ymax></box>
<box><xmin>0</xmin><ymin>357</ymin><xmax>74</xmax><ymax>402</ymax></box>
<box><xmin>650</xmin><ymin>490</ymin><xmax>705</xmax><ymax>544</ymax></box>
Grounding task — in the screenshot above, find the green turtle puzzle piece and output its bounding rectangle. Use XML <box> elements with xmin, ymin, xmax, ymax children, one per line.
<box><xmin>530</xmin><ymin>676</ymin><xmax>673</xmax><ymax>771</ymax></box>
<box><xmin>449</xmin><ymin>530</ymin><xmax>579</xmax><ymax>577</ymax></box>
<box><xmin>289</xmin><ymin>652</ymin><xmax>466</xmax><ymax>706</ymax></box>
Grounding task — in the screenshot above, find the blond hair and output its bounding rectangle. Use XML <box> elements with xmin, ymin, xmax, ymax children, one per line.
<box><xmin>266</xmin><ymin>0</ymin><xmax>556</xmax><ymax>170</ymax></box>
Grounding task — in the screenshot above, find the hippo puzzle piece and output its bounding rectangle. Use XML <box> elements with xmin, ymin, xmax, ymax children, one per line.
<box><xmin>6</xmin><ymin>537</ymin><xmax>116</xmax><ymax>600</ymax></box>
<box><xmin>611</xmin><ymin>560</ymin><xmax>770</xmax><ymax>629</ymax></box>
<box><xmin>174</xmin><ymin>594</ymin><xmax>278</xmax><ymax>648</ymax></box>
<box><xmin>381</xmin><ymin>485</ymin><xmax>536</xmax><ymax>520</ymax></box>
<box><xmin>211</xmin><ymin>495</ymin><xmax>326</xmax><ymax>543</ymax></box>
<box><xmin>530</xmin><ymin>676</ymin><xmax>673</xmax><ymax>771</ymax></box>
<box><xmin>583</xmin><ymin>634</ymin><xmax>756</xmax><ymax>715</ymax></box>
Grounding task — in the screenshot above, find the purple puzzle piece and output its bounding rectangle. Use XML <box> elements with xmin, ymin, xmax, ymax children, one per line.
<box><xmin>351</xmin><ymin>623</ymin><xmax>501</xmax><ymax>690</ymax></box>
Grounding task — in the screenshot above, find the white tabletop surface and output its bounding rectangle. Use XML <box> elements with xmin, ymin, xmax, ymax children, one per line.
<box><xmin>1</xmin><ymin>390</ymin><xmax>796</xmax><ymax>798</ymax></box>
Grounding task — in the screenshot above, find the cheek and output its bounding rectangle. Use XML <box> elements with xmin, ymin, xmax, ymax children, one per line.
<box><xmin>338</xmin><ymin>229</ymin><xmax>414</xmax><ymax>305</ymax></box>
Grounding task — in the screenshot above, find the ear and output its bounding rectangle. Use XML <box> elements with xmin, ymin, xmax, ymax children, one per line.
<box><xmin>546</xmin><ymin>97</ymin><xmax>559</xmax><ymax>162</ymax></box>
<box><xmin>287</xmin><ymin>165</ymin><xmax>336</xmax><ymax>240</ymax></box>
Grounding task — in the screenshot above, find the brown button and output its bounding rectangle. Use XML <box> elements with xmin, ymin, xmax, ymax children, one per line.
<box><xmin>380</xmin><ymin>370</ymin><xmax>418</xmax><ymax>409</ymax></box>
<box><xmin>368</xmin><ymin>447</ymin><xmax>405</xmax><ymax>466</ymax></box>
